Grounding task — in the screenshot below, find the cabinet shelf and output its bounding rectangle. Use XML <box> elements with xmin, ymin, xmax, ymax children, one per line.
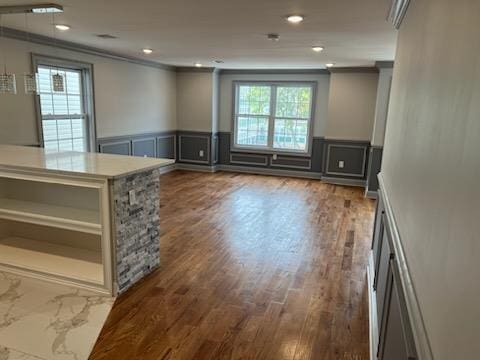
<box><xmin>0</xmin><ymin>237</ymin><xmax>103</xmax><ymax>285</ymax></box>
<box><xmin>0</xmin><ymin>198</ymin><xmax>101</xmax><ymax>235</ymax></box>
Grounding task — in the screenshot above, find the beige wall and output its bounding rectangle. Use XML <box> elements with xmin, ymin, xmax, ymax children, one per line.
<box><xmin>218</xmin><ymin>73</ymin><xmax>330</xmax><ymax>137</ymax></box>
<box><xmin>325</xmin><ymin>72</ymin><xmax>378</xmax><ymax>141</ymax></box>
<box><xmin>176</xmin><ymin>71</ymin><xmax>214</xmax><ymax>132</ymax></box>
<box><xmin>381</xmin><ymin>0</ymin><xmax>480</xmax><ymax>358</ymax></box>
<box><xmin>0</xmin><ymin>37</ymin><xmax>176</xmax><ymax>145</ymax></box>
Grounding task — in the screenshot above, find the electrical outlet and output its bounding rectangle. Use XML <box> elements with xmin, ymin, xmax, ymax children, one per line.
<box><xmin>338</xmin><ymin>160</ymin><xmax>345</xmax><ymax>169</ymax></box>
<box><xmin>129</xmin><ymin>190</ymin><xmax>136</xmax><ymax>205</ymax></box>
<box><xmin>199</xmin><ymin>150</ymin><xmax>204</xmax><ymax>157</ymax></box>
<box><xmin>272</xmin><ymin>154</ymin><xmax>277</xmax><ymax>160</ymax></box>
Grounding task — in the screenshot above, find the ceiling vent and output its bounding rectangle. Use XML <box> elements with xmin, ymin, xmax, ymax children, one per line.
<box><xmin>96</xmin><ymin>34</ymin><xmax>117</xmax><ymax>39</ymax></box>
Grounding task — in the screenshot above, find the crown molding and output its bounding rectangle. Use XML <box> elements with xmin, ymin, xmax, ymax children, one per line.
<box><xmin>176</xmin><ymin>67</ymin><xmax>216</xmax><ymax>73</ymax></box>
<box><xmin>1</xmin><ymin>27</ymin><xmax>176</xmax><ymax>71</ymax></box>
<box><xmin>219</xmin><ymin>68</ymin><xmax>330</xmax><ymax>75</ymax></box>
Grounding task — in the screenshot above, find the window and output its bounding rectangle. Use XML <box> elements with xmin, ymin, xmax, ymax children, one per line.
<box><xmin>234</xmin><ymin>82</ymin><xmax>314</xmax><ymax>153</ymax></box>
<box><xmin>35</xmin><ymin>57</ymin><xmax>95</xmax><ymax>152</ymax></box>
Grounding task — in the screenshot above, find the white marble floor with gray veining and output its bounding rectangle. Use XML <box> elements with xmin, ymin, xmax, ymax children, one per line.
<box><xmin>0</xmin><ymin>272</ymin><xmax>114</xmax><ymax>360</ymax></box>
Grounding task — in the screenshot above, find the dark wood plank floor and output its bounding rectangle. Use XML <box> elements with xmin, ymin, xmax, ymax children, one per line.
<box><xmin>90</xmin><ymin>170</ymin><xmax>376</xmax><ymax>360</ymax></box>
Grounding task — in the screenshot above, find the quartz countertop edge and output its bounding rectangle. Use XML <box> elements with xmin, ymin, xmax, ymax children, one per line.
<box><xmin>0</xmin><ymin>145</ymin><xmax>175</xmax><ymax>179</ymax></box>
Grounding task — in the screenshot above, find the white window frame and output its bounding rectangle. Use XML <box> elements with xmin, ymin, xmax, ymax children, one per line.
<box><xmin>32</xmin><ymin>54</ymin><xmax>96</xmax><ymax>152</ymax></box>
<box><xmin>232</xmin><ymin>81</ymin><xmax>316</xmax><ymax>156</ymax></box>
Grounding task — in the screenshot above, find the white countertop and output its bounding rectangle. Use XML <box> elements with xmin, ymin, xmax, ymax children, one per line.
<box><xmin>0</xmin><ymin>145</ymin><xmax>175</xmax><ymax>179</ymax></box>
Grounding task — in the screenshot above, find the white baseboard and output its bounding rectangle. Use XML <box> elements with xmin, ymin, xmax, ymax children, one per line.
<box><xmin>159</xmin><ymin>163</ymin><xmax>177</xmax><ymax>175</ymax></box>
<box><xmin>367</xmin><ymin>251</ymin><xmax>379</xmax><ymax>360</ymax></box>
<box><xmin>365</xmin><ymin>190</ymin><xmax>378</xmax><ymax>199</ymax></box>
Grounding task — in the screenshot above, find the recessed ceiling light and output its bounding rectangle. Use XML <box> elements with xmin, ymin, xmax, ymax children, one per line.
<box><xmin>55</xmin><ymin>24</ymin><xmax>70</xmax><ymax>31</ymax></box>
<box><xmin>194</xmin><ymin>62</ymin><xmax>203</xmax><ymax>68</ymax></box>
<box><xmin>142</xmin><ymin>48</ymin><xmax>153</xmax><ymax>54</ymax></box>
<box><xmin>325</xmin><ymin>63</ymin><xmax>335</xmax><ymax>68</ymax></box>
<box><xmin>312</xmin><ymin>46</ymin><xmax>324</xmax><ymax>52</ymax></box>
<box><xmin>286</xmin><ymin>15</ymin><xmax>304</xmax><ymax>23</ymax></box>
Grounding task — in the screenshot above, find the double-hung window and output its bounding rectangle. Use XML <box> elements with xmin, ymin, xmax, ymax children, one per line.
<box><xmin>233</xmin><ymin>82</ymin><xmax>315</xmax><ymax>153</ymax></box>
<box><xmin>35</xmin><ymin>56</ymin><xmax>95</xmax><ymax>152</ymax></box>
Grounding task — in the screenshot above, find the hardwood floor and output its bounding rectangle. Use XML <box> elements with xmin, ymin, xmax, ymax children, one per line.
<box><xmin>90</xmin><ymin>170</ymin><xmax>376</xmax><ymax>360</ymax></box>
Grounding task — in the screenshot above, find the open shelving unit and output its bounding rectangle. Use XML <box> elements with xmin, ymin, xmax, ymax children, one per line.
<box><xmin>0</xmin><ymin>172</ymin><xmax>112</xmax><ymax>294</ymax></box>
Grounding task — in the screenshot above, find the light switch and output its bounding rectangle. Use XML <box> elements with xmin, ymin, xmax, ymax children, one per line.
<box><xmin>129</xmin><ymin>190</ymin><xmax>136</xmax><ymax>205</ymax></box>
<box><xmin>339</xmin><ymin>160</ymin><xmax>345</xmax><ymax>169</ymax></box>
<box><xmin>199</xmin><ymin>150</ymin><xmax>204</xmax><ymax>157</ymax></box>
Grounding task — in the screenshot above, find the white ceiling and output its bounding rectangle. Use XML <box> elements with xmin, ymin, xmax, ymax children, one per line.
<box><xmin>0</xmin><ymin>0</ymin><xmax>397</xmax><ymax>69</ymax></box>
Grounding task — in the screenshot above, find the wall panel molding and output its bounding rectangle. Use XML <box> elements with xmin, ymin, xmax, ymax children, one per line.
<box><xmin>178</xmin><ymin>132</ymin><xmax>211</xmax><ymax>164</ymax></box>
<box><xmin>375</xmin><ymin>175</ymin><xmax>434</xmax><ymax>360</ymax></box>
<box><xmin>323</xmin><ymin>140</ymin><xmax>369</xmax><ymax>178</ymax></box>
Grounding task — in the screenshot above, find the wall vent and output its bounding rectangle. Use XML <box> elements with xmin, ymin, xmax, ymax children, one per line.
<box><xmin>96</xmin><ymin>34</ymin><xmax>117</xmax><ymax>39</ymax></box>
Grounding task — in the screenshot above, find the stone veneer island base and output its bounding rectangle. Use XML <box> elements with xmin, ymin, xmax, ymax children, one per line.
<box><xmin>0</xmin><ymin>145</ymin><xmax>173</xmax><ymax>296</ymax></box>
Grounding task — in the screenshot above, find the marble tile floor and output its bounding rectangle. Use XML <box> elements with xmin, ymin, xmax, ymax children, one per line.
<box><xmin>0</xmin><ymin>272</ymin><xmax>114</xmax><ymax>360</ymax></box>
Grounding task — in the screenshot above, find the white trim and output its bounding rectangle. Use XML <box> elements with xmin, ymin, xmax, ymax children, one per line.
<box><xmin>325</xmin><ymin>143</ymin><xmax>368</xmax><ymax>177</ymax></box>
<box><xmin>367</xmin><ymin>252</ymin><xmax>379</xmax><ymax>360</ymax></box>
<box><xmin>159</xmin><ymin>163</ymin><xmax>177</xmax><ymax>175</ymax></box>
<box><xmin>320</xmin><ymin>176</ymin><xmax>366</xmax><ymax>187</ymax></box>
<box><xmin>365</xmin><ymin>190</ymin><xmax>378</xmax><ymax>199</ymax></box>
<box><xmin>378</xmin><ymin>174</ymin><xmax>434</xmax><ymax>360</ymax></box>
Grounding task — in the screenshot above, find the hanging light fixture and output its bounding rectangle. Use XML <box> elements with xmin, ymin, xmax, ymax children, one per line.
<box><xmin>0</xmin><ymin>14</ymin><xmax>17</xmax><ymax>94</ymax></box>
<box><xmin>51</xmin><ymin>12</ymin><xmax>64</xmax><ymax>92</ymax></box>
<box><xmin>23</xmin><ymin>13</ymin><xmax>38</xmax><ymax>94</ymax></box>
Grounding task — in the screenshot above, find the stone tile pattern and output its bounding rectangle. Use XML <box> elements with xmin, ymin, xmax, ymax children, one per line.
<box><xmin>113</xmin><ymin>168</ymin><xmax>161</xmax><ymax>294</ymax></box>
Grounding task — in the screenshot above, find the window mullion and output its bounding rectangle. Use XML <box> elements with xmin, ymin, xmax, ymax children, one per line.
<box><xmin>268</xmin><ymin>85</ymin><xmax>277</xmax><ymax>150</ymax></box>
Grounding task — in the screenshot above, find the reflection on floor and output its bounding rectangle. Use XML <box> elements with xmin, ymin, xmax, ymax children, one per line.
<box><xmin>91</xmin><ymin>171</ymin><xmax>376</xmax><ymax>360</ymax></box>
<box><xmin>0</xmin><ymin>271</ymin><xmax>114</xmax><ymax>360</ymax></box>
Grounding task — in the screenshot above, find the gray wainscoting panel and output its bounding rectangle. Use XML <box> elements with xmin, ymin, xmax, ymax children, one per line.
<box><xmin>310</xmin><ymin>137</ymin><xmax>324</xmax><ymax>173</ymax></box>
<box><xmin>271</xmin><ymin>156</ymin><xmax>311</xmax><ymax>170</ymax></box>
<box><xmin>323</xmin><ymin>140</ymin><xmax>369</xmax><ymax>178</ymax></box>
<box><xmin>230</xmin><ymin>153</ymin><xmax>268</xmax><ymax>166</ymax></box>
<box><xmin>366</xmin><ymin>146</ymin><xmax>383</xmax><ymax>193</ymax></box>
<box><xmin>217</xmin><ymin>132</ymin><xmax>323</xmax><ymax>174</ymax></box>
<box><xmin>157</xmin><ymin>135</ymin><xmax>176</xmax><ymax>159</ymax></box>
<box><xmin>178</xmin><ymin>132</ymin><xmax>211</xmax><ymax>164</ymax></box>
<box><xmin>98</xmin><ymin>141</ymin><xmax>131</xmax><ymax>155</ymax></box>
<box><xmin>132</xmin><ymin>137</ymin><xmax>156</xmax><ymax>158</ymax></box>
<box><xmin>218</xmin><ymin>132</ymin><xmax>232</xmax><ymax>165</ymax></box>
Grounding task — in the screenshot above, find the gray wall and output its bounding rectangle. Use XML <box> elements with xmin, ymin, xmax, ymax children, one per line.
<box><xmin>381</xmin><ymin>0</ymin><xmax>480</xmax><ymax>358</ymax></box>
<box><xmin>0</xmin><ymin>37</ymin><xmax>177</xmax><ymax>145</ymax></box>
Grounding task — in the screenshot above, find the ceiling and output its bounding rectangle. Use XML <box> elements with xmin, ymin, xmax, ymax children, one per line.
<box><xmin>0</xmin><ymin>0</ymin><xmax>397</xmax><ymax>69</ymax></box>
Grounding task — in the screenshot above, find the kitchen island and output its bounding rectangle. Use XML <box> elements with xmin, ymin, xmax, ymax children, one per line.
<box><xmin>0</xmin><ymin>145</ymin><xmax>174</xmax><ymax>295</ymax></box>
